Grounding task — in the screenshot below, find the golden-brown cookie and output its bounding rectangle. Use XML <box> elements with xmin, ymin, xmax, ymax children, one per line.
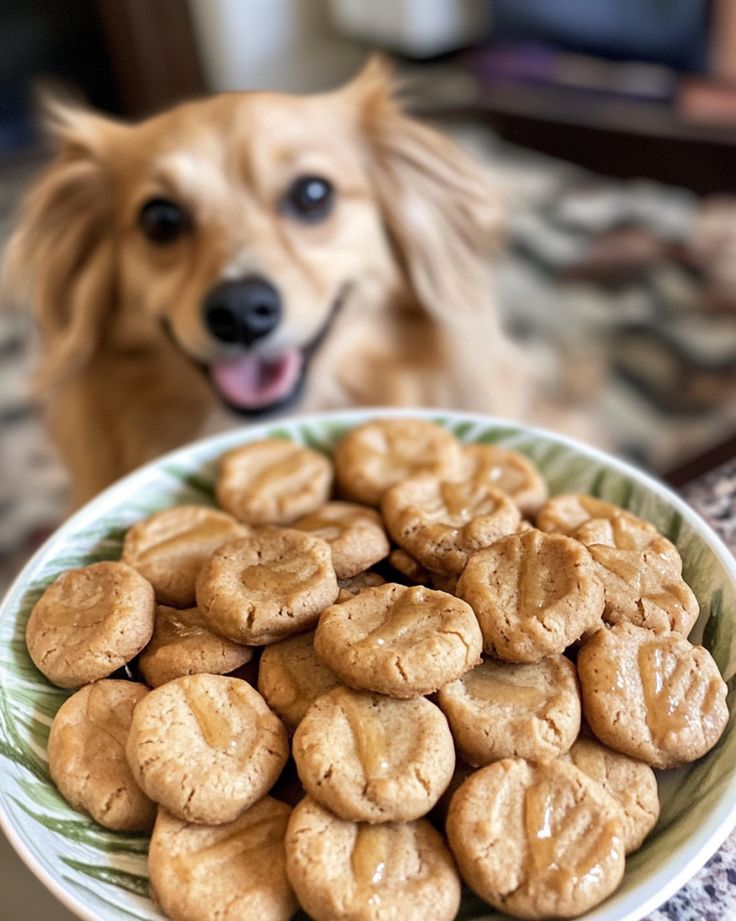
<box><xmin>456</xmin><ymin>529</ymin><xmax>604</xmax><ymax>662</ymax></box>
<box><xmin>562</xmin><ymin>737</ymin><xmax>660</xmax><ymax>854</ymax></box>
<box><xmin>26</xmin><ymin>561</ymin><xmax>155</xmax><ymax>689</ymax></box>
<box><xmin>337</xmin><ymin>571</ymin><xmax>386</xmax><ymax>602</ymax></box>
<box><xmin>149</xmin><ymin>798</ymin><xmax>296</xmax><ymax>921</ymax></box>
<box><xmin>574</xmin><ymin>516</ymin><xmax>699</xmax><ymax>635</ymax></box>
<box><xmin>334</xmin><ymin>418</ymin><xmax>462</xmax><ymax>507</ymax></box>
<box><xmin>285</xmin><ymin>796</ymin><xmax>461</xmax><ymax>921</ymax></box>
<box><xmin>437</xmin><ymin>656</ymin><xmax>580</xmax><ymax>765</ymax></box>
<box><xmin>382</xmin><ymin>475</ymin><xmax>521</xmax><ymax>575</ymax></box>
<box><xmin>461</xmin><ymin>443</ymin><xmax>548</xmax><ymax>516</ymax></box>
<box><xmin>577</xmin><ymin>623</ymin><xmax>729</xmax><ymax>769</ymax></box>
<box><xmin>294</xmin><ymin>501</ymin><xmax>389</xmax><ymax>579</ymax></box>
<box><xmin>447</xmin><ymin>758</ymin><xmax>625</xmax><ymax>919</ymax></box>
<box><xmin>292</xmin><ymin>686</ymin><xmax>455</xmax><ymax>822</ymax></box>
<box><xmin>216</xmin><ymin>438</ymin><xmax>332</xmax><ymax>525</ymax></box>
<box><xmin>126</xmin><ymin>675</ymin><xmax>288</xmax><ymax>824</ymax></box>
<box><xmin>139</xmin><ymin>605</ymin><xmax>253</xmax><ymax>688</ymax></box>
<box><xmin>258</xmin><ymin>630</ymin><xmax>341</xmax><ymax>731</ymax></box>
<box><xmin>388</xmin><ymin>548</ymin><xmax>432</xmax><ymax>585</ymax></box>
<box><xmin>196</xmin><ymin>529</ymin><xmax>338</xmax><ymax>645</ymax></box>
<box><xmin>121</xmin><ymin>505</ymin><xmax>250</xmax><ymax>607</ymax></box>
<box><xmin>48</xmin><ymin>680</ymin><xmax>155</xmax><ymax>832</ymax></box>
<box><xmin>536</xmin><ymin>493</ymin><xmax>657</xmax><ymax>538</ymax></box>
<box><xmin>314</xmin><ymin>583</ymin><xmax>482</xmax><ymax>698</ymax></box>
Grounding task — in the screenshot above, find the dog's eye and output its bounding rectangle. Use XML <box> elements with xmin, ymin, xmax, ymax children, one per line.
<box><xmin>138</xmin><ymin>198</ymin><xmax>190</xmax><ymax>244</ymax></box>
<box><xmin>283</xmin><ymin>176</ymin><xmax>333</xmax><ymax>221</ymax></box>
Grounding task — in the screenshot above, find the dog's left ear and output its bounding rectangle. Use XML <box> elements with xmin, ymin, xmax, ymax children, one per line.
<box><xmin>2</xmin><ymin>98</ymin><xmax>125</xmax><ymax>386</ymax></box>
<box><xmin>348</xmin><ymin>56</ymin><xmax>504</xmax><ymax>323</ymax></box>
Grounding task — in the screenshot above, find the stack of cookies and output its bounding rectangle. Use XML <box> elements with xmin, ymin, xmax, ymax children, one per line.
<box><xmin>25</xmin><ymin>419</ymin><xmax>729</xmax><ymax>921</ymax></box>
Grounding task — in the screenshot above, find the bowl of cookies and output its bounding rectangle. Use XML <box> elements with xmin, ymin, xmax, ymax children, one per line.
<box><xmin>1</xmin><ymin>408</ymin><xmax>735</xmax><ymax>921</ymax></box>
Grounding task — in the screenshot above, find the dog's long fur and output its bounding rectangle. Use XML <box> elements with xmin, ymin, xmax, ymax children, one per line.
<box><xmin>5</xmin><ymin>58</ymin><xmax>538</xmax><ymax>506</ymax></box>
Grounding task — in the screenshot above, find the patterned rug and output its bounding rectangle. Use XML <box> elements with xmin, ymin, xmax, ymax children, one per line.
<box><xmin>2</xmin><ymin>131</ymin><xmax>736</xmax><ymax>590</ymax></box>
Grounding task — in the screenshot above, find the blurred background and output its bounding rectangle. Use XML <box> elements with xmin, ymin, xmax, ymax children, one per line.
<box><xmin>3</xmin><ymin>2</ymin><xmax>736</xmax><ymax>917</ymax></box>
<box><xmin>6</xmin><ymin>0</ymin><xmax>736</xmax><ymax>618</ymax></box>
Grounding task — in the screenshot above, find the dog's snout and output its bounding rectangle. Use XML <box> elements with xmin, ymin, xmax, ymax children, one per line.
<box><xmin>203</xmin><ymin>277</ymin><xmax>282</xmax><ymax>345</ymax></box>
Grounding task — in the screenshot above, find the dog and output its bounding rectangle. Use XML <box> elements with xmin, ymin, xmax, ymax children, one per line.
<box><xmin>4</xmin><ymin>56</ymin><xmax>542</xmax><ymax>508</ymax></box>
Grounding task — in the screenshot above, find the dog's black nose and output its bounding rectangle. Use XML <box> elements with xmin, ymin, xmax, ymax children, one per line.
<box><xmin>203</xmin><ymin>277</ymin><xmax>282</xmax><ymax>345</ymax></box>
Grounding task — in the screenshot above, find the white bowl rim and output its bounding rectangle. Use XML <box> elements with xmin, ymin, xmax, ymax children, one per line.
<box><xmin>1</xmin><ymin>406</ymin><xmax>735</xmax><ymax>921</ymax></box>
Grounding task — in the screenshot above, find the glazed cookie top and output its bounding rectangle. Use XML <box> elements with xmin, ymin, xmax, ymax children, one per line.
<box><xmin>577</xmin><ymin>623</ymin><xmax>729</xmax><ymax>769</ymax></box>
<box><xmin>125</xmin><ymin>674</ymin><xmax>289</xmax><ymax>825</ymax></box>
<box><xmin>536</xmin><ymin>493</ymin><xmax>657</xmax><ymax>538</ymax></box>
<box><xmin>285</xmin><ymin>796</ymin><xmax>462</xmax><ymax>921</ymax></box>
<box><xmin>314</xmin><ymin>583</ymin><xmax>483</xmax><ymax>698</ymax></box>
<box><xmin>382</xmin><ymin>475</ymin><xmax>521</xmax><ymax>574</ymax></box>
<box><xmin>294</xmin><ymin>501</ymin><xmax>389</xmax><ymax>579</ymax></box>
<box><xmin>457</xmin><ymin>529</ymin><xmax>604</xmax><ymax>662</ymax></box>
<box><xmin>574</xmin><ymin>517</ymin><xmax>699</xmax><ymax>635</ymax></box>
<box><xmin>121</xmin><ymin>505</ymin><xmax>250</xmax><ymax>607</ymax></box>
<box><xmin>48</xmin><ymin>680</ymin><xmax>155</xmax><ymax>832</ymax></box>
<box><xmin>292</xmin><ymin>686</ymin><xmax>455</xmax><ymax>823</ymax></box>
<box><xmin>149</xmin><ymin>798</ymin><xmax>297</xmax><ymax>921</ymax></box>
<box><xmin>446</xmin><ymin>758</ymin><xmax>625</xmax><ymax>920</ymax></box>
<box><xmin>461</xmin><ymin>444</ymin><xmax>548</xmax><ymax>516</ymax></box>
<box><xmin>334</xmin><ymin>418</ymin><xmax>462</xmax><ymax>506</ymax></box>
<box><xmin>562</xmin><ymin>737</ymin><xmax>660</xmax><ymax>854</ymax></box>
<box><xmin>26</xmin><ymin>561</ymin><xmax>155</xmax><ymax>689</ymax></box>
<box><xmin>258</xmin><ymin>630</ymin><xmax>341</xmax><ymax>731</ymax></box>
<box><xmin>437</xmin><ymin>656</ymin><xmax>581</xmax><ymax>765</ymax></box>
<box><xmin>196</xmin><ymin>529</ymin><xmax>339</xmax><ymax>645</ymax></box>
<box><xmin>139</xmin><ymin>605</ymin><xmax>253</xmax><ymax>688</ymax></box>
<box><xmin>216</xmin><ymin>438</ymin><xmax>333</xmax><ymax>525</ymax></box>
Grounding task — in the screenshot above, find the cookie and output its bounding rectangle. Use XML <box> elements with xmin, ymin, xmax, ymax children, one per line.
<box><xmin>139</xmin><ymin>605</ymin><xmax>253</xmax><ymax>688</ymax></box>
<box><xmin>314</xmin><ymin>583</ymin><xmax>482</xmax><ymax>699</ymax></box>
<box><xmin>446</xmin><ymin>758</ymin><xmax>625</xmax><ymax>919</ymax></box>
<box><xmin>258</xmin><ymin>630</ymin><xmax>341</xmax><ymax>731</ymax></box>
<box><xmin>196</xmin><ymin>529</ymin><xmax>338</xmax><ymax>645</ymax></box>
<box><xmin>457</xmin><ymin>529</ymin><xmax>604</xmax><ymax>662</ymax></box>
<box><xmin>338</xmin><ymin>571</ymin><xmax>386</xmax><ymax>594</ymax></box>
<box><xmin>334</xmin><ymin>418</ymin><xmax>462</xmax><ymax>506</ymax></box>
<box><xmin>382</xmin><ymin>475</ymin><xmax>521</xmax><ymax>574</ymax></box>
<box><xmin>126</xmin><ymin>674</ymin><xmax>288</xmax><ymax>824</ymax></box>
<box><xmin>149</xmin><ymin>797</ymin><xmax>296</xmax><ymax>921</ymax></box>
<box><xmin>292</xmin><ymin>686</ymin><xmax>455</xmax><ymax>822</ymax></box>
<box><xmin>562</xmin><ymin>737</ymin><xmax>660</xmax><ymax>854</ymax></box>
<box><xmin>285</xmin><ymin>796</ymin><xmax>461</xmax><ymax>921</ymax></box>
<box><xmin>216</xmin><ymin>438</ymin><xmax>333</xmax><ymax>525</ymax></box>
<box><xmin>26</xmin><ymin>561</ymin><xmax>155</xmax><ymax>689</ymax></box>
<box><xmin>388</xmin><ymin>547</ymin><xmax>432</xmax><ymax>585</ymax></box>
<box><xmin>577</xmin><ymin>623</ymin><xmax>728</xmax><ymax>769</ymax></box>
<box><xmin>437</xmin><ymin>655</ymin><xmax>580</xmax><ymax>765</ymax></box>
<box><xmin>574</xmin><ymin>516</ymin><xmax>699</xmax><ymax>635</ymax></box>
<box><xmin>536</xmin><ymin>493</ymin><xmax>657</xmax><ymax>538</ymax></box>
<box><xmin>121</xmin><ymin>505</ymin><xmax>250</xmax><ymax>607</ymax></box>
<box><xmin>48</xmin><ymin>680</ymin><xmax>155</xmax><ymax>831</ymax></box>
<box><xmin>294</xmin><ymin>501</ymin><xmax>389</xmax><ymax>579</ymax></box>
<box><xmin>461</xmin><ymin>443</ymin><xmax>548</xmax><ymax>516</ymax></box>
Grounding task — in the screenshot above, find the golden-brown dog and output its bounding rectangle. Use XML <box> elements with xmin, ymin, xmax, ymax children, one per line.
<box><xmin>5</xmin><ymin>57</ymin><xmax>538</xmax><ymax>507</ymax></box>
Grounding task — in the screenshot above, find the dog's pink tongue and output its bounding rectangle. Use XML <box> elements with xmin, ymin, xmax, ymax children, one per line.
<box><xmin>211</xmin><ymin>350</ymin><xmax>303</xmax><ymax>409</ymax></box>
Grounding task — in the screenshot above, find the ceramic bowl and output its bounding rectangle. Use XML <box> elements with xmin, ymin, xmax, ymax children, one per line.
<box><xmin>1</xmin><ymin>408</ymin><xmax>735</xmax><ymax>921</ymax></box>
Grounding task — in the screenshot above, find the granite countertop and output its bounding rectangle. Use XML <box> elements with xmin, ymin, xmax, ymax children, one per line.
<box><xmin>644</xmin><ymin>459</ymin><xmax>736</xmax><ymax>921</ymax></box>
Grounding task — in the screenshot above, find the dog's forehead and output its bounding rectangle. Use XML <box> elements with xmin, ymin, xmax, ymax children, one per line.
<box><xmin>140</xmin><ymin>92</ymin><xmax>365</xmax><ymax>191</ymax></box>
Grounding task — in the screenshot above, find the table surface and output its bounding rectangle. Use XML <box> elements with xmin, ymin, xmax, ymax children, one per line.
<box><xmin>2</xmin><ymin>459</ymin><xmax>736</xmax><ymax>921</ymax></box>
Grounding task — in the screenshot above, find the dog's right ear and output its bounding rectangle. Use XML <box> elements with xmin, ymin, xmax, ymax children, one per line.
<box><xmin>2</xmin><ymin>97</ymin><xmax>125</xmax><ymax>386</ymax></box>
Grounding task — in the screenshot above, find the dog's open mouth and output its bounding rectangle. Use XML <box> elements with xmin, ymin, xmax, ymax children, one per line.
<box><xmin>205</xmin><ymin>285</ymin><xmax>349</xmax><ymax>416</ymax></box>
<box><xmin>210</xmin><ymin>349</ymin><xmax>304</xmax><ymax>412</ymax></box>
